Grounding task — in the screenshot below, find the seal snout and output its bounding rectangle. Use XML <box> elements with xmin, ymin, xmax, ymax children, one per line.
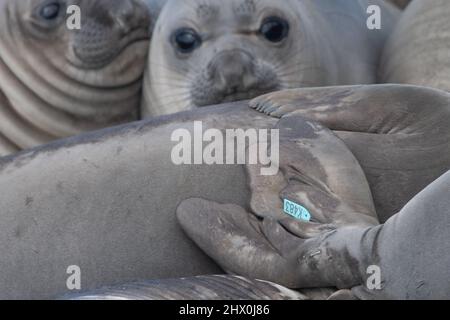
<box><xmin>191</xmin><ymin>49</ymin><xmax>279</xmax><ymax>106</ymax></box>
<box><xmin>71</xmin><ymin>0</ymin><xmax>151</xmax><ymax>69</ymax></box>
<box><xmin>207</xmin><ymin>49</ymin><xmax>257</xmax><ymax>92</ymax></box>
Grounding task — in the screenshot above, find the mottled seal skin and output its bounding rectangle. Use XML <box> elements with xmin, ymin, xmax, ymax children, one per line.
<box><xmin>64</xmin><ymin>275</ymin><xmax>306</xmax><ymax>300</ymax></box>
<box><xmin>0</xmin><ymin>0</ymin><xmax>152</xmax><ymax>157</ymax></box>
<box><xmin>142</xmin><ymin>0</ymin><xmax>399</xmax><ymax>117</ymax></box>
<box><xmin>380</xmin><ymin>0</ymin><xmax>450</xmax><ymax>92</ymax></box>
<box><xmin>250</xmin><ymin>84</ymin><xmax>450</xmax><ymax>222</ymax></box>
<box><xmin>0</xmin><ymin>88</ymin><xmax>379</xmax><ymax>299</ymax></box>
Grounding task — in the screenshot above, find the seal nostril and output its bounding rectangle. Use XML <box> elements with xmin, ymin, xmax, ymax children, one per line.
<box><xmin>209</xmin><ymin>50</ymin><xmax>257</xmax><ymax>91</ymax></box>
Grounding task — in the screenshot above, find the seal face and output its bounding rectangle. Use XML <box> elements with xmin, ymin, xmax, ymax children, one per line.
<box><xmin>143</xmin><ymin>0</ymin><xmax>399</xmax><ymax>117</ymax></box>
<box><xmin>147</xmin><ymin>0</ymin><xmax>292</xmax><ymax>115</ymax></box>
<box><xmin>0</xmin><ymin>0</ymin><xmax>152</xmax><ymax>156</ymax></box>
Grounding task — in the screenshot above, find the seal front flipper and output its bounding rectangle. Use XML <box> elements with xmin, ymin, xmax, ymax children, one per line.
<box><xmin>249</xmin><ymin>84</ymin><xmax>450</xmax><ymax>134</ymax></box>
<box><xmin>176</xmin><ymin>198</ymin><xmax>369</xmax><ymax>290</ymax></box>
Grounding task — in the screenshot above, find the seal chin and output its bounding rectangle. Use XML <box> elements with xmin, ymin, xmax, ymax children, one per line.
<box><xmin>192</xmin><ymin>82</ymin><xmax>281</xmax><ymax>107</ymax></box>
<box><xmin>215</xmin><ymin>87</ymin><xmax>281</xmax><ymax>105</ymax></box>
<box><xmin>71</xmin><ymin>27</ymin><xmax>150</xmax><ymax>70</ymax></box>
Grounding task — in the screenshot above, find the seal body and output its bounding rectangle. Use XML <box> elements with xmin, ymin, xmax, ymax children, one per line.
<box><xmin>1</xmin><ymin>85</ymin><xmax>447</xmax><ymax>299</ymax></box>
<box><xmin>0</xmin><ymin>0</ymin><xmax>152</xmax><ymax>157</ymax></box>
<box><xmin>142</xmin><ymin>0</ymin><xmax>399</xmax><ymax>117</ymax></box>
<box><xmin>0</xmin><ymin>94</ymin><xmax>375</xmax><ymax>299</ymax></box>
<box><xmin>0</xmin><ymin>104</ymin><xmax>260</xmax><ymax>299</ymax></box>
<box><xmin>380</xmin><ymin>0</ymin><xmax>450</xmax><ymax>92</ymax></box>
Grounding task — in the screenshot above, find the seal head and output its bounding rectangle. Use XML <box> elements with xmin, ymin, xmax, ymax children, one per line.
<box><xmin>0</xmin><ymin>0</ymin><xmax>151</xmax><ymax>155</ymax></box>
<box><xmin>143</xmin><ymin>0</ymin><xmax>399</xmax><ymax>117</ymax></box>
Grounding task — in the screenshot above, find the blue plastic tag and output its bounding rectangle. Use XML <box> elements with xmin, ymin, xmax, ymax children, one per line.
<box><xmin>283</xmin><ymin>199</ymin><xmax>311</xmax><ymax>221</ymax></box>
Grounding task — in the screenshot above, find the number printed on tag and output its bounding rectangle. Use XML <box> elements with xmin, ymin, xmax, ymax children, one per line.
<box><xmin>283</xmin><ymin>199</ymin><xmax>311</xmax><ymax>221</ymax></box>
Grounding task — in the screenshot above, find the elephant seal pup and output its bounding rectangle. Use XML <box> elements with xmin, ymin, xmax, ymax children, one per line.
<box><xmin>249</xmin><ymin>84</ymin><xmax>450</xmax><ymax>222</ymax></box>
<box><xmin>380</xmin><ymin>0</ymin><xmax>450</xmax><ymax>92</ymax></box>
<box><xmin>0</xmin><ymin>0</ymin><xmax>151</xmax><ymax>157</ymax></box>
<box><xmin>0</xmin><ymin>91</ymin><xmax>379</xmax><ymax>299</ymax></box>
<box><xmin>65</xmin><ymin>275</ymin><xmax>306</xmax><ymax>300</ymax></box>
<box><xmin>142</xmin><ymin>0</ymin><xmax>399</xmax><ymax>117</ymax></box>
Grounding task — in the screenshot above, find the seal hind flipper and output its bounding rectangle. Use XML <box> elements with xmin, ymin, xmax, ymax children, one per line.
<box><xmin>248</xmin><ymin>116</ymin><xmax>378</xmax><ymax>227</ymax></box>
<box><xmin>177</xmin><ymin>198</ymin><xmax>306</xmax><ymax>288</ymax></box>
<box><xmin>177</xmin><ymin>198</ymin><xmax>365</xmax><ymax>290</ymax></box>
<box><xmin>250</xmin><ymin>84</ymin><xmax>450</xmax><ymax>221</ymax></box>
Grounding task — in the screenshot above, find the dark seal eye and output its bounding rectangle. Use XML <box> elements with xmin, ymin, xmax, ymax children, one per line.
<box><xmin>172</xmin><ymin>28</ymin><xmax>202</xmax><ymax>54</ymax></box>
<box><xmin>260</xmin><ymin>17</ymin><xmax>289</xmax><ymax>43</ymax></box>
<box><xmin>40</xmin><ymin>2</ymin><xmax>61</xmax><ymax>20</ymax></box>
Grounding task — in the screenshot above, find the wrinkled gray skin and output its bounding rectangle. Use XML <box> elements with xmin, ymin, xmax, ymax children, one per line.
<box><xmin>0</xmin><ymin>86</ymin><xmax>384</xmax><ymax>299</ymax></box>
<box><xmin>0</xmin><ymin>0</ymin><xmax>152</xmax><ymax>157</ymax></box>
<box><xmin>380</xmin><ymin>0</ymin><xmax>450</xmax><ymax>92</ymax></box>
<box><xmin>142</xmin><ymin>0</ymin><xmax>399</xmax><ymax>116</ymax></box>
<box><xmin>178</xmin><ymin>85</ymin><xmax>450</xmax><ymax>299</ymax></box>
<box><xmin>66</xmin><ymin>275</ymin><xmax>306</xmax><ymax>300</ymax></box>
